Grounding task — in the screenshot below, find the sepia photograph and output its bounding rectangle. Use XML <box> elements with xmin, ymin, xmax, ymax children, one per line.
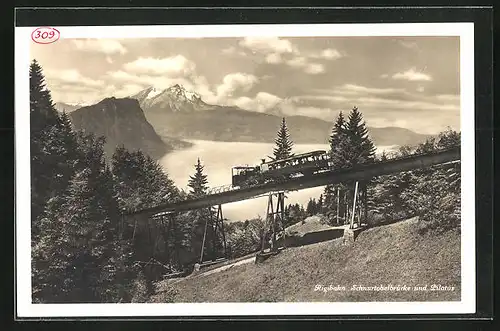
<box><xmin>15</xmin><ymin>22</ymin><xmax>475</xmax><ymax>317</ymax></box>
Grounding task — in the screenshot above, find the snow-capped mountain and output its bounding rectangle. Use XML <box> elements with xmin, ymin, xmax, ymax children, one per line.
<box><xmin>131</xmin><ymin>84</ymin><xmax>212</xmax><ymax>113</ymax></box>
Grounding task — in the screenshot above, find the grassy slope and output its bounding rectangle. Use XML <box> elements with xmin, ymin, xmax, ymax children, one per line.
<box><xmin>151</xmin><ymin>218</ymin><xmax>460</xmax><ymax>302</ymax></box>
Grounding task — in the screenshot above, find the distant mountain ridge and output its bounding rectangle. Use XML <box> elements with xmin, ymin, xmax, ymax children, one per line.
<box><xmin>54</xmin><ymin>102</ymin><xmax>86</xmax><ymax>113</ymax></box>
<box><xmin>128</xmin><ymin>85</ymin><xmax>431</xmax><ymax>147</ymax></box>
<box><xmin>69</xmin><ymin>97</ymin><xmax>191</xmax><ymax>160</ymax></box>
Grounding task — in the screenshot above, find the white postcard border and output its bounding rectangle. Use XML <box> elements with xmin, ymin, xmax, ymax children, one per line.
<box><xmin>15</xmin><ymin>22</ymin><xmax>475</xmax><ymax>317</ymax></box>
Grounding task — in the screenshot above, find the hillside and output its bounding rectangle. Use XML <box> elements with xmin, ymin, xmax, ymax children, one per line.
<box><xmin>151</xmin><ymin>218</ymin><xmax>460</xmax><ymax>302</ymax></box>
<box><xmin>69</xmin><ymin>97</ymin><xmax>191</xmax><ymax>160</ymax></box>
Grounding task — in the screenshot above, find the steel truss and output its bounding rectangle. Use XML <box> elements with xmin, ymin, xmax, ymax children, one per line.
<box><xmin>199</xmin><ymin>204</ymin><xmax>228</xmax><ymax>264</ymax></box>
<box><xmin>260</xmin><ymin>191</ymin><xmax>287</xmax><ymax>253</ymax></box>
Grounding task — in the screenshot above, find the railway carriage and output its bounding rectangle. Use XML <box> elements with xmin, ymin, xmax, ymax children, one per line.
<box><xmin>231</xmin><ymin>150</ymin><xmax>330</xmax><ymax>188</ymax></box>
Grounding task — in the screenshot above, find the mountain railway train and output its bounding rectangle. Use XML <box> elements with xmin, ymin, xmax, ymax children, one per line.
<box><xmin>231</xmin><ymin>150</ymin><xmax>331</xmax><ymax>188</ymax></box>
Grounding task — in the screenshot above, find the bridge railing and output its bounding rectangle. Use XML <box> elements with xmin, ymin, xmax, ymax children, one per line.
<box><xmin>207</xmin><ymin>184</ymin><xmax>238</xmax><ymax>195</ymax></box>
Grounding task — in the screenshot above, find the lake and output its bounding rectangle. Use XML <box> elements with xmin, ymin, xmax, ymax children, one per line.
<box><xmin>159</xmin><ymin>140</ymin><xmax>397</xmax><ymax>221</ymax></box>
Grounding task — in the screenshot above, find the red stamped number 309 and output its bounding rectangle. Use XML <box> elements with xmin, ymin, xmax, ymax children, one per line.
<box><xmin>31</xmin><ymin>27</ymin><xmax>60</xmax><ymax>44</ymax></box>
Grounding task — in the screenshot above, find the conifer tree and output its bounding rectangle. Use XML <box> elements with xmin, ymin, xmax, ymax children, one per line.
<box><xmin>324</xmin><ymin>112</ymin><xmax>350</xmax><ymax>219</ymax></box>
<box><xmin>30</xmin><ymin>60</ymin><xmax>77</xmax><ymax>241</ymax></box>
<box><xmin>345</xmin><ymin>106</ymin><xmax>376</xmax><ymax>223</ymax></box>
<box><xmin>186</xmin><ymin>158</ymin><xmax>220</xmax><ymax>262</ymax></box>
<box><xmin>306</xmin><ymin>198</ymin><xmax>314</xmax><ymax>216</ymax></box>
<box><xmin>30</xmin><ymin>60</ymin><xmax>60</xmax><ymax>130</ymax></box>
<box><xmin>329</xmin><ymin>111</ymin><xmax>346</xmax><ymax>147</ymax></box>
<box><xmin>272</xmin><ymin>117</ymin><xmax>294</xmax><ymax>160</ymax></box>
<box><xmin>33</xmin><ymin>134</ymin><xmax>123</xmax><ymax>302</ymax></box>
<box><xmin>329</xmin><ymin>111</ymin><xmax>358</xmax><ymax>168</ymax></box>
<box><xmin>346</xmin><ymin>106</ymin><xmax>376</xmax><ymax>165</ymax></box>
<box><xmin>188</xmin><ymin>158</ymin><xmax>209</xmax><ymax>198</ymax></box>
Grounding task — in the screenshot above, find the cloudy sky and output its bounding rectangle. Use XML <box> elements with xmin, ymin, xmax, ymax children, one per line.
<box><xmin>31</xmin><ymin>36</ymin><xmax>460</xmax><ymax>134</ymax></box>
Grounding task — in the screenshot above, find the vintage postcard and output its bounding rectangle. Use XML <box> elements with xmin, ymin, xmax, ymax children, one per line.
<box><xmin>15</xmin><ymin>22</ymin><xmax>475</xmax><ymax>317</ymax></box>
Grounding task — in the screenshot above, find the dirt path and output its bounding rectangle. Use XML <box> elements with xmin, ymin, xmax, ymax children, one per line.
<box><xmin>193</xmin><ymin>255</ymin><xmax>256</xmax><ymax>278</ymax></box>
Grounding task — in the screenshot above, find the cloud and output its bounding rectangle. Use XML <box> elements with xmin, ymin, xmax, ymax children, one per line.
<box><xmin>216</xmin><ymin>72</ymin><xmax>259</xmax><ymax>98</ymax></box>
<box><xmin>356</xmin><ymin>96</ymin><xmax>459</xmax><ymax>111</ymax></box>
<box><xmin>286</xmin><ymin>56</ymin><xmax>325</xmax><ymax>74</ymax></box>
<box><xmin>392</xmin><ymin>68</ymin><xmax>432</xmax><ymax>81</ymax></box>
<box><xmin>304</xmin><ymin>63</ymin><xmax>325</xmax><ymax>74</ymax></box>
<box><xmin>335</xmin><ymin>84</ymin><xmax>406</xmax><ymax>95</ymax></box>
<box><xmin>435</xmin><ymin>94</ymin><xmax>460</xmax><ymax>101</ymax></box>
<box><xmin>72</xmin><ymin>39</ymin><xmax>127</xmax><ymax>55</ymax></box>
<box><xmin>292</xmin><ymin>94</ymin><xmax>348</xmax><ymax>102</ymax></box>
<box><xmin>45</xmin><ymin>69</ymin><xmax>105</xmax><ymax>88</ymax></box>
<box><xmin>239</xmin><ymin>37</ymin><xmax>296</xmax><ymax>55</ymax></box>
<box><xmin>105</xmin><ymin>56</ymin><xmax>113</xmax><ymax>64</ymax></box>
<box><xmin>287</xmin><ymin>56</ymin><xmax>307</xmax><ymax>68</ymax></box>
<box><xmin>234</xmin><ymin>92</ymin><xmax>283</xmax><ymax>113</ymax></box>
<box><xmin>112</xmin><ymin>83</ymin><xmax>147</xmax><ymax>98</ymax></box>
<box><xmin>45</xmin><ymin>79</ymin><xmax>117</xmax><ymax>105</ymax></box>
<box><xmin>265</xmin><ymin>53</ymin><xmax>283</xmax><ymax>64</ymax></box>
<box><xmin>237</xmin><ymin>38</ymin><xmax>339</xmax><ymax>75</ymax></box>
<box><xmin>123</xmin><ymin>55</ymin><xmax>196</xmax><ymax>77</ymax></box>
<box><xmin>308</xmin><ymin>48</ymin><xmax>343</xmax><ymax>60</ymax></box>
<box><xmin>297</xmin><ymin>83</ymin><xmax>460</xmax><ymax>119</ymax></box>
<box><xmin>107</xmin><ymin>70</ymin><xmax>200</xmax><ymax>93</ymax></box>
<box><xmin>221</xmin><ymin>46</ymin><xmax>247</xmax><ymax>56</ymax></box>
<box><xmin>399</xmin><ymin>40</ymin><xmax>419</xmax><ymax>50</ymax></box>
<box><xmin>287</xmin><ymin>106</ymin><xmax>337</xmax><ymax>119</ymax></box>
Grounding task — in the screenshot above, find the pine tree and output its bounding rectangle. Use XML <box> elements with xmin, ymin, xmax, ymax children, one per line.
<box><xmin>345</xmin><ymin>107</ymin><xmax>377</xmax><ymax>224</ymax></box>
<box><xmin>318</xmin><ymin>194</ymin><xmax>324</xmax><ymax>213</ymax></box>
<box><xmin>306</xmin><ymin>198</ymin><xmax>314</xmax><ymax>216</ymax></box>
<box><xmin>188</xmin><ymin>158</ymin><xmax>209</xmax><ymax>198</ymax></box>
<box><xmin>30</xmin><ymin>60</ymin><xmax>77</xmax><ymax>242</ymax></box>
<box><xmin>329</xmin><ymin>111</ymin><xmax>358</xmax><ymax>168</ymax></box>
<box><xmin>272</xmin><ymin>117</ymin><xmax>294</xmax><ymax>160</ymax></box>
<box><xmin>33</xmin><ymin>135</ymin><xmax>123</xmax><ymax>302</ymax></box>
<box><xmin>346</xmin><ymin>106</ymin><xmax>376</xmax><ymax>165</ymax></box>
<box><xmin>186</xmin><ymin>158</ymin><xmax>221</xmax><ymax>262</ymax></box>
<box><xmin>329</xmin><ymin>111</ymin><xmax>346</xmax><ymax>147</ymax></box>
<box><xmin>30</xmin><ymin>60</ymin><xmax>60</xmax><ymax>130</ymax></box>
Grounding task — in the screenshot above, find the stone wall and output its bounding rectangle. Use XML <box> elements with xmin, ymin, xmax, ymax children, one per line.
<box><xmin>279</xmin><ymin>228</ymin><xmax>345</xmax><ymax>248</ymax></box>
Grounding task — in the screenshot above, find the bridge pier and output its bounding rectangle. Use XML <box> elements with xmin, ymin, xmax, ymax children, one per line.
<box><xmin>258</xmin><ymin>191</ymin><xmax>287</xmax><ymax>259</ymax></box>
<box><xmin>199</xmin><ymin>204</ymin><xmax>228</xmax><ymax>264</ymax></box>
<box><xmin>149</xmin><ymin>212</ymin><xmax>181</xmax><ymax>269</ymax></box>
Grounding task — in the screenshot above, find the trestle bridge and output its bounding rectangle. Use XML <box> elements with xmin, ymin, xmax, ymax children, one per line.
<box><xmin>124</xmin><ymin>147</ymin><xmax>460</xmax><ymax>270</ymax></box>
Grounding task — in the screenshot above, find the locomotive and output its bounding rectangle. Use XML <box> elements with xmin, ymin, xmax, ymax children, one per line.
<box><xmin>231</xmin><ymin>150</ymin><xmax>331</xmax><ymax>188</ymax></box>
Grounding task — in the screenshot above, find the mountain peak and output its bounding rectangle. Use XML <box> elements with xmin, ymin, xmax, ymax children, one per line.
<box><xmin>165</xmin><ymin>84</ymin><xmax>200</xmax><ymax>101</ymax></box>
<box><xmin>131</xmin><ymin>84</ymin><xmax>208</xmax><ymax>113</ymax></box>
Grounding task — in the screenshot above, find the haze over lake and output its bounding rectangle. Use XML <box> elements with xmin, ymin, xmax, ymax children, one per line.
<box><xmin>159</xmin><ymin>140</ymin><xmax>397</xmax><ymax>221</ymax></box>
